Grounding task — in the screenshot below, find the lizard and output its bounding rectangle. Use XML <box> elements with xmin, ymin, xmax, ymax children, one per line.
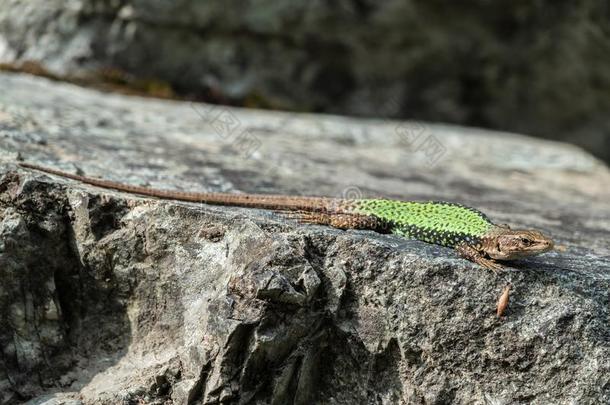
<box><xmin>17</xmin><ymin>162</ymin><xmax>554</xmax><ymax>271</ymax></box>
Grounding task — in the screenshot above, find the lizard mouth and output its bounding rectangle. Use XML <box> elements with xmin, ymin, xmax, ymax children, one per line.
<box><xmin>488</xmin><ymin>235</ymin><xmax>554</xmax><ymax>260</ymax></box>
<box><xmin>507</xmin><ymin>239</ymin><xmax>554</xmax><ymax>258</ymax></box>
<box><xmin>492</xmin><ymin>228</ymin><xmax>555</xmax><ymax>259</ymax></box>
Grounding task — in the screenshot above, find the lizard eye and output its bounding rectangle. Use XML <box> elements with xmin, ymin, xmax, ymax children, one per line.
<box><xmin>521</xmin><ymin>238</ymin><xmax>531</xmax><ymax>246</ymax></box>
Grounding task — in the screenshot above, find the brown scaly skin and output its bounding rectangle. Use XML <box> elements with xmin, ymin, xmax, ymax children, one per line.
<box><xmin>456</xmin><ymin>226</ymin><xmax>554</xmax><ymax>271</ymax></box>
<box><xmin>17</xmin><ymin>162</ymin><xmax>555</xmax><ymax>271</ymax></box>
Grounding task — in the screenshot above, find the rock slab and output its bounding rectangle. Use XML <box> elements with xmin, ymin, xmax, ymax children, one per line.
<box><xmin>0</xmin><ymin>73</ymin><xmax>609</xmax><ymax>404</ymax></box>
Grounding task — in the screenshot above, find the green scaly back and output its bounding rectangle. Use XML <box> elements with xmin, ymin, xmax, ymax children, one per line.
<box><xmin>353</xmin><ymin>199</ymin><xmax>494</xmax><ymax>247</ymax></box>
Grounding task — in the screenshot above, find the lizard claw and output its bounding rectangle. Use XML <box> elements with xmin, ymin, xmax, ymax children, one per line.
<box><xmin>477</xmin><ymin>257</ymin><xmax>504</xmax><ymax>274</ymax></box>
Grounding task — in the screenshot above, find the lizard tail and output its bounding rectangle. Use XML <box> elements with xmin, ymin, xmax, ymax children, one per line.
<box><xmin>18</xmin><ymin>162</ymin><xmax>338</xmax><ymax>212</ymax></box>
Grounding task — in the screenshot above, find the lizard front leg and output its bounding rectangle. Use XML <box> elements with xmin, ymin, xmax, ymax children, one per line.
<box><xmin>456</xmin><ymin>243</ymin><xmax>503</xmax><ymax>272</ymax></box>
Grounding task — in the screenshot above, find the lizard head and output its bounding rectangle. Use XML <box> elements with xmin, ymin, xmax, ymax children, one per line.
<box><xmin>484</xmin><ymin>226</ymin><xmax>554</xmax><ymax>260</ymax></box>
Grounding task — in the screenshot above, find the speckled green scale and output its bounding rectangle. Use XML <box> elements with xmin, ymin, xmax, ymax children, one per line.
<box><xmin>353</xmin><ymin>199</ymin><xmax>494</xmax><ymax>247</ymax></box>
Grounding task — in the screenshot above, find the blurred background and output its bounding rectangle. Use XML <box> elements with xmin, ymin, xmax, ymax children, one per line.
<box><xmin>1</xmin><ymin>0</ymin><xmax>608</xmax><ymax>164</ymax></box>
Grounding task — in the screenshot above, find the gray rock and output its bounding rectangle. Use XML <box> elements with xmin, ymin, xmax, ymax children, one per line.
<box><xmin>1</xmin><ymin>1</ymin><xmax>609</xmax><ymax>164</ymax></box>
<box><xmin>0</xmin><ymin>72</ymin><xmax>609</xmax><ymax>404</ymax></box>
<box><xmin>23</xmin><ymin>393</ymin><xmax>83</xmax><ymax>405</ymax></box>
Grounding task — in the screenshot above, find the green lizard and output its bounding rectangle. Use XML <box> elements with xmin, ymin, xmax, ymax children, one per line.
<box><xmin>18</xmin><ymin>162</ymin><xmax>554</xmax><ymax>270</ymax></box>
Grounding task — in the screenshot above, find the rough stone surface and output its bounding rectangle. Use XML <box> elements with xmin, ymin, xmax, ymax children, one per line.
<box><xmin>0</xmin><ymin>72</ymin><xmax>609</xmax><ymax>404</ymax></box>
<box><xmin>1</xmin><ymin>0</ymin><xmax>609</xmax><ymax>164</ymax></box>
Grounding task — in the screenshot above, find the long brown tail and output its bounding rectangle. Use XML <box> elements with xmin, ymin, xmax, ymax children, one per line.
<box><xmin>18</xmin><ymin>162</ymin><xmax>337</xmax><ymax>212</ymax></box>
